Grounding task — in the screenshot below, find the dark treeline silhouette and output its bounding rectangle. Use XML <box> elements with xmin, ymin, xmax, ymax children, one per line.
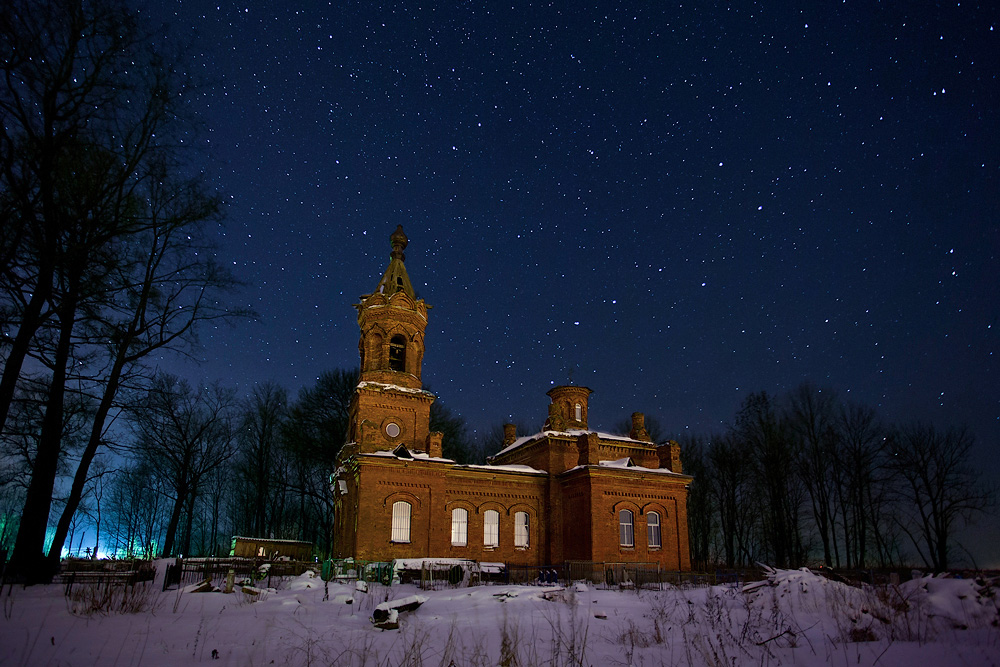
<box><xmin>0</xmin><ymin>367</ymin><xmax>479</xmax><ymax>566</ymax></box>
<box><xmin>0</xmin><ymin>0</ymin><xmax>249</xmax><ymax>583</ymax></box>
<box><xmin>679</xmin><ymin>383</ymin><xmax>993</xmax><ymax>573</ymax></box>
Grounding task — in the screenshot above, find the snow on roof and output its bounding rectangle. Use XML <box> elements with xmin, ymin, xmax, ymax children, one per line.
<box><xmin>493</xmin><ymin>429</ymin><xmax>654</xmax><ymax>457</ymax></box>
<box><xmin>603</xmin><ymin>457</ymin><xmax>635</xmax><ymax>467</ymax></box>
<box><xmin>363</xmin><ymin>450</ymin><xmax>545</xmax><ymax>473</ymax></box>
<box><xmin>231</xmin><ymin>537</ymin><xmax>312</xmax><ymax>544</ymax></box>
<box><xmin>356</xmin><ymin>381</ymin><xmax>435</xmax><ymax>397</ymax></box>
<box><xmin>365</xmin><ymin>448</ymin><xmax>454</xmax><ymax>463</ymax></box>
<box><xmin>559</xmin><ymin>460</ymin><xmax>688</xmax><ymax>477</ymax></box>
<box><xmin>458</xmin><ymin>463</ymin><xmax>547</xmax><ymax>475</ymax></box>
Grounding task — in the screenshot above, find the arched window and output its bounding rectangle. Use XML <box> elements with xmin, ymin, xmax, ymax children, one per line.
<box><xmin>647</xmin><ymin>511</ymin><xmax>661</xmax><ymax>549</ymax></box>
<box><xmin>451</xmin><ymin>508</ymin><xmax>468</xmax><ymax>546</ymax></box>
<box><xmin>388</xmin><ymin>335</ymin><xmax>406</xmax><ymax>372</ymax></box>
<box><xmin>574</xmin><ymin>403</ymin><xmax>583</xmax><ymax>421</ymax></box>
<box><xmin>619</xmin><ymin>509</ymin><xmax>634</xmax><ymax>547</ymax></box>
<box><xmin>483</xmin><ymin>509</ymin><xmax>500</xmax><ymax>548</ymax></box>
<box><xmin>514</xmin><ymin>511</ymin><xmax>529</xmax><ymax>548</ymax></box>
<box><xmin>391</xmin><ymin>501</ymin><xmax>411</xmax><ymax>543</ymax></box>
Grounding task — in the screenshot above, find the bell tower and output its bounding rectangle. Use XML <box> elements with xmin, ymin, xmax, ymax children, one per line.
<box><xmin>348</xmin><ymin>226</ymin><xmax>436</xmax><ymax>454</ymax></box>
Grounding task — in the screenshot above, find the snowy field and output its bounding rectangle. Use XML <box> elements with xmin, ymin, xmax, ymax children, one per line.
<box><xmin>1</xmin><ymin>564</ymin><xmax>998</xmax><ymax>666</ymax></box>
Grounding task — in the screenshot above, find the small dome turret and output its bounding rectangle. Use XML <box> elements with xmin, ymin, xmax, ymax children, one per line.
<box><xmin>545</xmin><ymin>385</ymin><xmax>592</xmax><ymax>430</ymax></box>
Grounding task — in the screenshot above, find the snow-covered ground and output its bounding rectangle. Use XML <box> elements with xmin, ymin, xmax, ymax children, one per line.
<box><xmin>2</xmin><ymin>564</ymin><xmax>997</xmax><ymax>666</ymax></box>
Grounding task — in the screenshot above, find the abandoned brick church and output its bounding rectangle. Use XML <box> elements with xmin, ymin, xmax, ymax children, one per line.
<box><xmin>331</xmin><ymin>227</ymin><xmax>692</xmax><ymax>571</ymax></box>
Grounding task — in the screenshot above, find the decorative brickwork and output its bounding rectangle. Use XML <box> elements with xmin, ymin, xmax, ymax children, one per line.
<box><xmin>332</xmin><ymin>228</ymin><xmax>692</xmax><ymax>572</ymax></box>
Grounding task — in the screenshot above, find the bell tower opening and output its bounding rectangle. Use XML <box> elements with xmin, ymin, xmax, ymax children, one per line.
<box><xmin>389</xmin><ymin>335</ymin><xmax>407</xmax><ymax>372</ymax></box>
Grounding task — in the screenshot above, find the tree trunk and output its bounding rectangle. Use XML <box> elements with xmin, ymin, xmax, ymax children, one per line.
<box><xmin>9</xmin><ymin>284</ymin><xmax>78</xmax><ymax>584</ymax></box>
<box><xmin>0</xmin><ymin>276</ymin><xmax>52</xmax><ymax>434</ymax></box>
<box><xmin>45</xmin><ymin>352</ymin><xmax>127</xmax><ymax>567</ymax></box>
<box><xmin>162</xmin><ymin>489</ymin><xmax>186</xmax><ymax>557</ymax></box>
<box><xmin>180</xmin><ymin>487</ymin><xmax>198</xmax><ymax>556</ymax></box>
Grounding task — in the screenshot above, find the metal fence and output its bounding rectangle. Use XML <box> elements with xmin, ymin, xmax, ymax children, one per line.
<box><xmin>163</xmin><ymin>557</ymin><xmax>314</xmax><ymax>591</ymax></box>
<box><xmin>312</xmin><ymin>558</ymin><xmax>762</xmax><ymax>591</ymax></box>
<box><xmin>321</xmin><ymin>559</ymin><xmax>395</xmax><ymax>585</ymax></box>
<box><xmin>59</xmin><ymin>558</ymin><xmax>156</xmax><ymax>595</ymax></box>
<box><xmin>416</xmin><ymin>561</ymin><xmax>479</xmax><ymax>590</ymax></box>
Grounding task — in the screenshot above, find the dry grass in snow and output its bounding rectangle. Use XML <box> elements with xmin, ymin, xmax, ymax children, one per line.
<box><xmin>1</xmin><ymin>564</ymin><xmax>997</xmax><ymax>666</ymax></box>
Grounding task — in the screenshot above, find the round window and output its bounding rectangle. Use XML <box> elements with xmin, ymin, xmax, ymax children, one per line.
<box><xmin>385</xmin><ymin>422</ymin><xmax>401</xmax><ymax>438</ymax></box>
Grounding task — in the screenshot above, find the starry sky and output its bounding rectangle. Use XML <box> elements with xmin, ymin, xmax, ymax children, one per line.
<box><xmin>145</xmin><ymin>2</ymin><xmax>999</xmax><ymax>562</ymax></box>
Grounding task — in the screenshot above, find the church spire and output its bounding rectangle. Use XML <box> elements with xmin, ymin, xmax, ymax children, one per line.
<box><xmin>369</xmin><ymin>224</ymin><xmax>415</xmax><ymax>299</ymax></box>
<box><xmin>353</xmin><ymin>225</ymin><xmax>430</xmax><ymax>389</ymax></box>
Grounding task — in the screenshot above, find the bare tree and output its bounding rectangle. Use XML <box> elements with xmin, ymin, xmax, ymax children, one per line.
<box><xmin>80</xmin><ymin>456</ymin><xmax>113</xmax><ymax>558</ymax></box>
<box><xmin>708</xmin><ymin>432</ymin><xmax>759</xmax><ymax>566</ymax></box>
<box><xmin>679</xmin><ymin>434</ymin><xmax>716</xmax><ymax>568</ymax></box>
<box><xmin>0</xmin><ymin>481</ymin><xmax>22</xmax><ymax>556</ymax></box>
<box><xmin>197</xmin><ymin>463</ymin><xmax>231</xmax><ymax>556</ymax></box>
<box><xmin>0</xmin><ymin>0</ymin><xmax>131</xmax><ymax>431</ymax></box>
<box><xmin>836</xmin><ymin>401</ymin><xmax>895</xmax><ymax>568</ymax></box>
<box><xmin>234</xmin><ymin>382</ymin><xmax>288</xmax><ymax>538</ymax></box>
<box><xmin>104</xmin><ymin>462</ymin><xmax>165</xmax><ymax>558</ymax></box>
<box><xmin>283</xmin><ymin>369</ymin><xmax>358</xmax><ymax>467</ymax></box>
<box><xmin>889</xmin><ymin>422</ymin><xmax>993</xmax><ymax>572</ymax></box>
<box><xmin>1</xmin><ymin>0</ymin><xmax>249</xmax><ymax>581</ymax></box>
<box><xmin>128</xmin><ymin>374</ymin><xmax>236</xmax><ymax>557</ymax></box>
<box><xmin>736</xmin><ymin>392</ymin><xmax>806</xmax><ymax>567</ymax></box>
<box><xmin>280</xmin><ymin>369</ymin><xmax>357</xmax><ymax>557</ymax></box>
<box><xmin>785</xmin><ymin>383</ymin><xmax>841</xmax><ymax>566</ymax></box>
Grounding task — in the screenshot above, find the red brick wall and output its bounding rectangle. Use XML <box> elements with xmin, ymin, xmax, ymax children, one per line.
<box><xmin>559</xmin><ymin>476</ymin><xmax>594</xmax><ymax>561</ymax></box>
<box><xmin>349</xmin><ymin>386</ymin><xmax>433</xmax><ymax>453</ymax></box>
<box><xmin>345</xmin><ymin>456</ymin><xmax>552</xmax><ymax>566</ymax></box>
<box><xmin>342</xmin><ymin>432</ymin><xmax>695</xmax><ymax>570</ymax></box>
<box><xmin>571</xmin><ymin>468</ymin><xmax>691</xmax><ymax>571</ymax></box>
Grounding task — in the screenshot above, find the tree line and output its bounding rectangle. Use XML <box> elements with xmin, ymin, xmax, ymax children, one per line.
<box><xmin>0</xmin><ymin>0</ymin><xmax>254</xmax><ymax>582</ymax></box>
<box><xmin>680</xmin><ymin>383</ymin><xmax>993</xmax><ymax>573</ymax></box>
<box><xmin>0</xmin><ymin>368</ymin><xmax>474</xmax><ymax>566</ymax></box>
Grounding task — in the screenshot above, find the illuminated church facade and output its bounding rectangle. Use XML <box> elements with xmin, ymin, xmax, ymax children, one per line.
<box><xmin>331</xmin><ymin>227</ymin><xmax>692</xmax><ymax>571</ymax></box>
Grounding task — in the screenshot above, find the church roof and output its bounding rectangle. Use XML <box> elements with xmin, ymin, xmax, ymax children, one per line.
<box><xmin>361</xmin><ymin>448</ymin><xmax>548</xmax><ymax>475</ymax></box>
<box><xmin>364</xmin><ymin>224</ymin><xmax>416</xmax><ymax>300</ymax></box>
<box><xmin>356</xmin><ymin>380</ymin><xmax>435</xmax><ymax>397</ymax></box>
<box><xmin>564</xmin><ymin>459</ymin><xmax>690</xmax><ymax>477</ymax></box>
<box><xmin>492</xmin><ymin>428</ymin><xmax>655</xmax><ymax>458</ymax></box>
<box><xmin>366</xmin><ymin>448</ymin><xmax>452</xmax><ymax>463</ymax></box>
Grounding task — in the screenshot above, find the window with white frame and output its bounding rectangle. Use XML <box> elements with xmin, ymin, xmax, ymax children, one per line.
<box><xmin>391</xmin><ymin>501</ymin><xmax>411</xmax><ymax>543</ymax></box>
<box><xmin>574</xmin><ymin>403</ymin><xmax>582</xmax><ymax>421</ymax></box>
<box><xmin>451</xmin><ymin>508</ymin><xmax>468</xmax><ymax>546</ymax></box>
<box><xmin>647</xmin><ymin>511</ymin><xmax>662</xmax><ymax>548</ymax></box>
<box><xmin>514</xmin><ymin>511</ymin><xmax>529</xmax><ymax>548</ymax></box>
<box><xmin>484</xmin><ymin>509</ymin><xmax>499</xmax><ymax>548</ymax></box>
<box><xmin>619</xmin><ymin>509</ymin><xmax>635</xmax><ymax>547</ymax></box>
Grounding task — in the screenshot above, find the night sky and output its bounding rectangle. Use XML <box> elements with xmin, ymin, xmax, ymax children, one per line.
<box><xmin>145</xmin><ymin>2</ymin><xmax>999</xmax><ymax>563</ymax></box>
